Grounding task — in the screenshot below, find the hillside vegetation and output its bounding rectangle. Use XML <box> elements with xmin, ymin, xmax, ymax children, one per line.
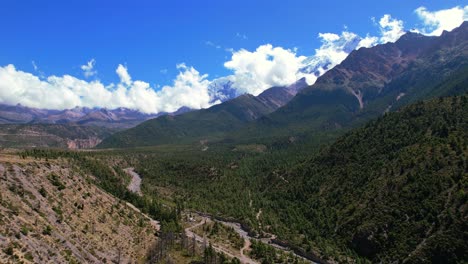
<box><xmin>124</xmin><ymin>95</ymin><xmax>467</xmax><ymax>263</ymax></box>
<box><xmin>273</xmin><ymin>95</ymin><xmax>467</xmax><ymax>262</ymax></box>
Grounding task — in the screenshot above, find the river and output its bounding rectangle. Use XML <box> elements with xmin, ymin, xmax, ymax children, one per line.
<box><xmin>124</xmin><ymin>168</ymin><xmax>319</xmax><ymax>263</ymax></box>
<box><xmin>215</xmin><ymin>218</ymin><xmax>316</xmax><ymax>263</ymax></box>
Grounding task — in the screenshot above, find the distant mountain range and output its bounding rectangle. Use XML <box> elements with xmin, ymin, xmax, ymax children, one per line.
<box><xmin>0</xmin><ymin>124</ymin><xmax>115</xmax><ymax>149</ymax></box>
<box><xmin>0</xmin><ymin>78</ymin><xmax>308</xmax><ymax>148</ymax></box>
<box><xmin>0</xmin><ymin>104</ymin><xmax>166</xmax><ymax>129</ymax></box>
<box><xmin>99</xmin><ymin>22</ymin><xmax>468</xmax><ymax>148</ymax></box>
<box><xmin>0</xmin><ymin>25</ymin><xmax>364</xmax><ymax>131</ymax></box>
<box><xmin>0</xmin><ymin>105</ymin><xmax>187</xmax><ymax>148</ymax></box>
<box><xmin>97</xmin><ymin>78</ymin><xmax>309</xmax><ymax>148</ymax></box>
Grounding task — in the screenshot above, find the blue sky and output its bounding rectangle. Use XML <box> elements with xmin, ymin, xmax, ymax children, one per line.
<box><xmin>0</xmin><ymin>1</ymin><xmax>467</xmax><ymax>113</ymax></box>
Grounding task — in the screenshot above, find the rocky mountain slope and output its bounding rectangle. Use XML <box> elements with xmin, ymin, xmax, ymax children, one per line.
<box><xmin>0</xmin><ymin>152</ymin><xmax>159</xmax><ymax>263</ymax></box>
<box><xmin>0</xmin><ymin>124</ymin><xmax>115</xmax><ymax>149</ymax></box>
<box><xmin>249</xmin><ymin>22</ymin><xmax>468</xmax><ymax>137</ymax></box>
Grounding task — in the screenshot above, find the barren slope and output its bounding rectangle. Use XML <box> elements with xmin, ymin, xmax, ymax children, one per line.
<box><xmin>0</xmin><ymin>153</ymin><xmax>158</xmax><ymax>263</ymax></box>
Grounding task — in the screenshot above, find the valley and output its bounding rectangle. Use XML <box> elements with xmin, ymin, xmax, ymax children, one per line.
<box><xmin>0</xmin><ymin>9</ymin><xmax>466</xmax><ymax>264</ymax></box>
<box><xmin>3</xmin><ymin>93</ymin><xmax>467</xmax><ymax>263</ymax></box>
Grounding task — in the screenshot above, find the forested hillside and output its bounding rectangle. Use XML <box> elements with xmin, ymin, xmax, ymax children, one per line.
<box><xmin>272</xmin><ymin>95</ymin><xmax>467</xmax><ymax>262</ymax></box>
<box><xmin>129</xmin><ymin>95</ymin><xmax>467</xmax><ymax>262</ymax></box>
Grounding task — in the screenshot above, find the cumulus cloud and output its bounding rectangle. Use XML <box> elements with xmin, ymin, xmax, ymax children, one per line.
<box><xmin>157</xmin><ymin>63</ymin><xmax>212</xmax><ymax>112</ymax></box>
<box><xmin>219</xmin><ymin>6</ymin><xmax>465</xmax><ymax>97</ymax></box>
<box><xmin>298</xmin><ymin>29</ymin><xmax>381</xmax><ymax>82</ymax></box>
<box><xmin>167</xmin><ymin>7</ymin><xmax>465</xmax><ymax>100</ymax></box>
<box><xmin>0</xmin><ymin>64</ymin><xmax>212</xmax><ymax>114</ymax></box>
<box><xmin>314</xmin><ymin>31</ymin><xmax>361</xmax><ymax>68</ymax></box>
<box><xmin>297</xmin><ymin>13</ymin><xmax>405</xmax><ymax>82</ymax></box>
<box><xmin>2</xmin><ymin>5</ymin><xmax>466</xmax><ymax>114</ymax></box>
<box><xmin>80</xmin><ymin>59</ymin><xmax>97</xmax><ymax>78</ymax></box>
<box><xmin>223</xmin><ymin>44</ymin><xmax>315</xmax><ymax>95</ymax></box>
<box><xmin>378</xmin><ymin>14</ymin><xmax>405</xmax><ymax>43</ymax></box>
<box><xmin>415</xmin><ymin>5</ymin><xmax>468</xmax><ymax>36</ymax></box>
<box><xmin>116</xmin><ymin>64</ymin><xmax>132</xmax><ymax>86</ymax></box>
<box><xmin>357</xmin><ymin>35</ymin><xmax>379</xmax><ymax>49</ymax></box>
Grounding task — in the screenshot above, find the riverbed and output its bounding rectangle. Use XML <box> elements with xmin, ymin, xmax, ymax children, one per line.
<box><xmin>124</xmin><ymin>167</ymin><xmax>142</xmax><ymax>196</ymax></box>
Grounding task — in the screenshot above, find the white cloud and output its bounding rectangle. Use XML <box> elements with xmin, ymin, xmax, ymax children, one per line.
<box><xmin>157</xmin><ymin>64</ymin><xmax>212</xmax><ymax>112</ymax></box>
<box><xmin>299</xmin><ymin>30</ymin><xmax>372</xmax><ymax>80</ymax></box>
<box><xmin>223</xmin><ymin>44</ymin><xmax>315</xmax><ymax>96</ymax></box>
<box><xmin>116</xmin><ymin>64</ymin><xmax>132</xmax><ymax>86</ymax></box>
<box><xmin>2</xmin><ymin>6</ymin><xmax>466</xmax><ymax>114</ymax></box>
<box><xmin>378</xmin><ymin>14</ymin><xmax>405</xmax><ymax>43</ymax></box>
<box><xmin>80</xmin><ymin>59</ymin><xmax>97</xmax><ymax>78</ymax></box>
<box><xmin>316</xmin><ymin>31</ymin><xmax>361</xmax><ymax>67</ymax></box>
<box><xmin>357</xmin><ymin>35</ymin><xmax>379</xmax><ymax>49</ymax></box>
<box><xmin>318</xmin><ymin>33</ymin><xmax>341</xmax><ymax>42</ymax></box>
<box><xmin>415</xmin><ymin>5</ymin><xmax>468</xmax><ymax>36</ymax></box>
<box><xmin>0</xmin><ymin>64</ymin><xmax>212</xmax><ymax>114</ymax></box>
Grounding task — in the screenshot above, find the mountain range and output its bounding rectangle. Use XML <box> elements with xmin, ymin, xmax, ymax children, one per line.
<box><xmin>0</xmin><ymin>104</ymin><xmax>165</xmax><ymax>128</ymax></box>
<box><xmin>97</xmin><ymin>77</ymin><xmax>309</xmax><ymax>148</ymax></box>
<box><xmin>99</xmin><ymin>22</ymin><xmax>468</xmax><ymax>149</ymax></box>
<box><xmin>0</xmin><ymin>104</ymin><xmax>192</xmax><ymax>148</ymax></box>
<box><xmin>240</xmin><ymin>21</ymin><xmax>468</xmax><ymax>140</ymax></box>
